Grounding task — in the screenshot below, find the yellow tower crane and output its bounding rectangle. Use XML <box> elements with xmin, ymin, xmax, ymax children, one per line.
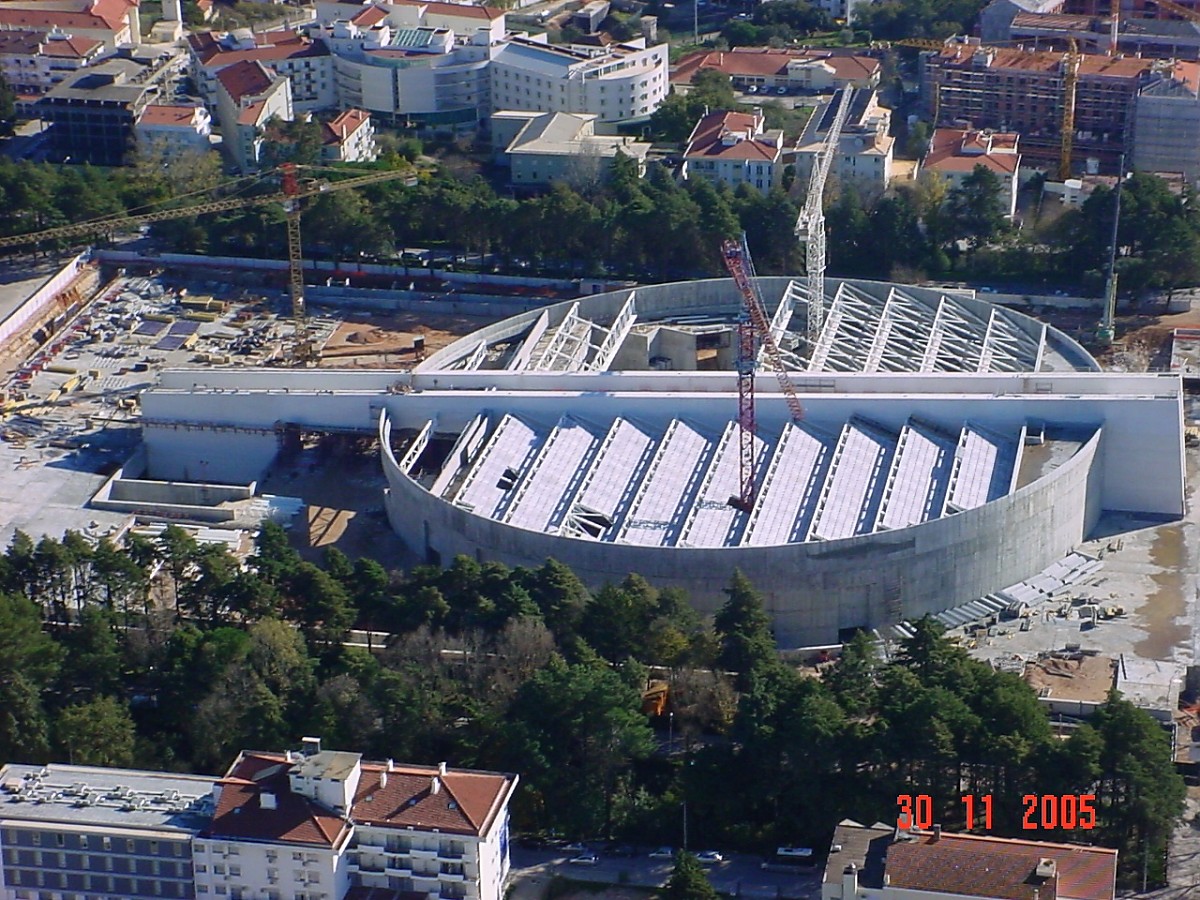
<box><xmin>0</xmin><ymin>164</ymin><xmax>414</xmax><ymax>363</ymax></box>
<box><xmin>1059</xmin><ymin>38</ymin><xmax>1081</xmax><ymax>182</ymax></box>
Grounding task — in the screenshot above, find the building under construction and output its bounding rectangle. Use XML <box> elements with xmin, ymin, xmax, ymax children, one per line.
<box><xmin>919</xmin><ymin>37</ymin><xmax>1188</xmax><ymax>172</ymax></box>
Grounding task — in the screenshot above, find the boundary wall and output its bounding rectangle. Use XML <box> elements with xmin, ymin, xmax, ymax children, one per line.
<box><xmin>0</xmin><ymin>252</ymin><xmax>91</xmax><ymax>348</ymax></box>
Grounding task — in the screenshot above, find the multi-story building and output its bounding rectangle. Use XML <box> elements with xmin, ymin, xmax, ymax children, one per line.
<box><xmin>136</xmin><ymin>103</ymin><xmax>214</xmax><ymax>159</ymax></box>
<box><xmin>492</xmin><ymin>110</ymin><xmax>650</xmax><ymax>186</ymax></box>
<box><xmin>0</xmin><ymin>741</ymin><xmax>518</xmax><ymax>900</ymax></box>
<box><xmin>922</xmin><ymin>128</ymin><xmax>1022</xmax><ymax>217</ymax></box>
<box><xmin>1001</xmin><ymin>9</ymin><xmax>1200</xmax><ymax>60</ymax></box>
<box><xmin>213</xmin><ymin>59</ymin><xmax>294</xmax><ymax>172</ymax></box>
<box><xmin>187</xmin><ymin>29</ymin><xmax>336</xmax><ymax>113</ymax></box>
<box><xmin>0</xmin><ymin>762</ymin><xmax>215</xmax><ymax>900</ymax></box>
<box><xmin>37</xmin><ymin>58</ymin><xmax>160</xmax><ymax>165</ymax></box>
<box><xmin>681</xmin><ymin>107</ymin><xmax>786</xmax><ymax>193</ymax></box>
<box><xmin>979</xmin><ymin>0</ymin><xmax>1065</xmax><ymax>44</ymax></box>
<box><xmin>920</xmin><ymin>37</ymin><xmax>1171</xmax><ymax>172</ymax></box>
<box><xmin>490</xmin><ymin>36</ymin><xmax>668</xmax><ymax>125</ymax></box>
<box><xmin>821</xmin><ymin>820</ymin><xmax>1117</xmax><ymax>900</ymax></box>
<box><xmin>794</xmin><ymin>88</ymin><xmax>895</xmax><ymax>196</ymax></box>
<box><xmin>672</xmin><ymin>47</ymin><xmax>881</xmax><ymax>95</ymax></box>
<box><xmin>321</xmin><ymin>107</ymin><xmax>378</xmax><ymax>161</ymax></box>
<box><xmin>0</xmin><ymin>28</ymin><xmax>105</xmax><ymax>98</ymax></box>
<box><xmin>0</xmin><ymin>0</ymin><xmax>141</xmax><ymax>49</ymax></box>
<box><xmin>1133</xmin><ymin>65</ymin><xmax>1200</xmax><ymax>181</ymax></box>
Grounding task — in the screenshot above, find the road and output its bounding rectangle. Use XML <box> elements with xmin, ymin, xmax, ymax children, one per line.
<box><xmin>507</xmin><ymin>848</ymin><xmax>822</xmax><ymax>899</ymax></box>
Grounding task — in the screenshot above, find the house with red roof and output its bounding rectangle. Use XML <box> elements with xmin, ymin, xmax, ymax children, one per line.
<box><xmin>192</xmin><ymin>738</ymin><xmax>518</xmax><ymax>900</ymax></box>
<box><xmin>922</xmin><ymin>128</ymin><xmax>1022</xmax><ymax>218</ymax></box>
<box><xmin>0</xmin><ymin>27</ymin><xmax>105</xmax><ymax>98</ymax></box>
<box><xmin>321</xmin><ymin>107</ymin><xmax>378</xmax><ymax>161</ymax></box>
<box><xmin>187</xmin><ymin>29</ymin><xmax>336</xmax><ymax>112</ymax></box>
<box><xmin>214</xmin><ymin>58</ymin><xmax>294</xmax><ymax>171</ymax></box>
<box><xmin>822</xmin><ymin>820</ymin><xmax>1118</xmax><ymax>900</ymax></box>
<box><xmin>671</xmin><ymin>47</ymin><xmax>881</xmax><ymax>95</ymax></box>
<box><xmin>681</xmin><ymin>108</ymin><xmax>787</xmax><ymax>193</ymax></box>
<box><xmin>136</xmin><ymin>103</ymin><xmax>214</xmax><ymax>158</ymax></box>
<box><xmin>0</xmin><ymin>0</ymin><xmax>142</xmax><ymax>49</ymax></box>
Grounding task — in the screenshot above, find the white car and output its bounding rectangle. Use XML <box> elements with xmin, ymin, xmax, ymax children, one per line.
<box><xmin>569</xmin><ymin>852</ymin><xmax>600</xmax><ymax>866</ymax></box>
<box><xmin>696</xmin><ymin>850</ymin><xmax>725</xmax><ymax>865</ymax></box>
<box><xmin>649</xmin><ymin>847</ymin><xmax>675</xmax><ymax>859</ymax></box>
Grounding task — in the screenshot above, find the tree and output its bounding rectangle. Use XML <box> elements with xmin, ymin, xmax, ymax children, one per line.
<box><xmin>662</xmin><ymin>851</ymin><xmax>720</xmax><ymax>900</ymax></box>
<box><xmin>56</xmin><ymin>697</ymin><xmax>136</xmax><ymax>766</ymax></box>
<box><xmin>713</xmin><ymin>570</ymin><xmax>775</xmax><ymax>686</ymax></box>
<box><xmin>0</xmin><ymin>71</ymin><xmax>13</xmax><ymax>133</ymax></box>
<box><xmin>947</xmin><ymin>164</ymin><xmax>1009</xmax><ymax>250</ymax></box>
<box><xmin>826</xmin><ymin>630</ymin><xmax>878</xmax><ymax>714</ymax></box>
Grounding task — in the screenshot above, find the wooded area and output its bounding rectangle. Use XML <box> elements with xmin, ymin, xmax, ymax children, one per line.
<box><xmin>0</xmin><ymin>525</ymin><xmax>1184</xmax><ymax>887</ymax></box>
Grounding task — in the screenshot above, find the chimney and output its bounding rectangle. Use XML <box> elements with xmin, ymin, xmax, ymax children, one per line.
<box><xmin>386</xmin><ymin>759</ymin><xmax>394</xmax><ymax>772</ymax></box>
<box><xmin>438</xmin><ymin>761</ymin><xmax>448</xmax><ymax>777</ymax></box>
<box><xmin>932</xmin><ymin>824</ymin><xmax>941</xmax><ymax>842</ymax></box>
<box><xmin>842</xmin><ymin>863</ymin><xmax>858</xmax><ymax>897</ymax></box>
<box><xmin>1035</xmin><ymin>858</ymin><xmax>1057</xmax><ymax>880</ymax></box>
<box><xmin>431</xmin><ymin>777</ymin><xmax>441</xmax><ymax>795</ymax></box>
<box><xmin>380</xmin><ymin>770</ymin><xmax>387</xmax><ymax>788</ymax></box>
<box><xmin>261</xmin><ymin>793</ymin><xmax>277</xmax><ymax>810</ymax></box>
<box><xmin>301</xmin><ymin>736</ymin><xmax>321</xmax><ymax>756</ymax></box>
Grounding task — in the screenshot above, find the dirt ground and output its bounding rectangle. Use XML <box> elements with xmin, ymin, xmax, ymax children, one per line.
<box><xmin>318</xmin><ymin>311</ymin><xmax>498</xmax><ymax>369</ymax></box>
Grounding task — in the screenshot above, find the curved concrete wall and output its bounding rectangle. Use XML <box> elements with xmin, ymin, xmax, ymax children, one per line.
<box><xmin>380</xmin><ymin>410</ymin><xmax>1103</xmax><ymax>647</ymax></box>
<box><xmin>416</xmin><ymin>277</ymin><xmax>1099</xmax><ymax>374</ymax></box>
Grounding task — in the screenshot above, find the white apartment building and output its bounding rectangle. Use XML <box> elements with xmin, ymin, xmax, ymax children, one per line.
<box><xmin>213</xmin><ymin>59</ymin><xmax>295</xmax><ymax>172</ymax></box>
<box><xmin>493</xmin><ymin>110</ymin><xmax>650</xmax><ymax>186</ymax></box>
<box><xmin>321</xmin><ymin>107</ymin><xmax>378</xmax><ymax>161</ymax></box>
<box><xmin>136</xmin><ymin>103</ymin><xmax>214</xmax><ymax>159</ymax></box>
<box><xmin>1</xmin><ymin>741</ymin><xmax>518</xmax><ymax>900</ymax></box>
<box><xmin>490</xmin><ymin>36</ymin><xmax>668</xmax><ymax>125</ymax></box>
<box><xmin>0</xmin><ymin>28</ymin><xmax>105</xmax><ymax>97</ymax></box>
<box><xmin>922</xmin><ymin>128</ymin><xmax>1022</xmax><ymax>218</ymax></box>
<box><xmin>682</xmin><ymin>108</ymin><xmax>787</xmax><ymax>193</ymax></box>
<box><xmin>822</xmin><ymin>821</ymin><xmax>1117</xmax><ymax>900</ymax></box>
<box><xmin>0</xmin><ymin>0</ymin><xmax>141</xmax><ymax>50</ymax></box>
<box><xmin>794</xmin><ymin>89</ymin><xmax>895</xmax><ymax>197</ymax></box>
<box><xmin>187</xmin><ymin>29</ymin><xmax>336</xmax><ymax>113</ymax></box>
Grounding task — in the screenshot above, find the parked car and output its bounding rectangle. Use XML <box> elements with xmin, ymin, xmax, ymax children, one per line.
<box><xmin>776</xmin><ymin>85</ymin><xmax>788</xmax><ymax>95</ymax></box>
<box><xmin>563</xmin><ymin>842</ymin><xmax>587</xmax><ymax>852</ymax></box>
<box><xmin>569</xmin><ymin>853</ymin><xmax>600</xmax><ymax>866</ymax></box>
<box><xmin>747</xmin><ymin>85</ymin><xmax>759</xmax><ymax>93</ymax></box>
<box><xmin>649</xmin><ymin>847</ymin><xmax>675</xmax><ymax>859</ymax></box>
<box><xmin>696</xmin><ymin>851</ymin><xmax>725</xmax><ymax>865</ymax></box>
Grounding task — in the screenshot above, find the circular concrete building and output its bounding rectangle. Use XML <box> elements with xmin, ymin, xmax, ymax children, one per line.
<box><xmin>139</xmin><ymin>276</ymin><xmax>1186</xmax><ymax>647</ymax></box>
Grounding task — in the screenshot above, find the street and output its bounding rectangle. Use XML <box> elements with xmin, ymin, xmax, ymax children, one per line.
<box><xmin>508</xmin><ymin>848</ymin><xmax>822</xmax><ymax>899</ymax></box>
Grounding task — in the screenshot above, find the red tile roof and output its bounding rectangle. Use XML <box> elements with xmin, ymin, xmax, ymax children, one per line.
<box><xmin>217</xmin><ymin>58</ymin><xmax>275</xmax><ymax>103</ymax></box>
<box><xmin>924</xmin><ymin>128</ymin><xmax>1020</xmax><ymax>175</ymax></box>
<box><xmin>188</xmin><ymin>28</ymin><xmax>329</xmax><ymax>66</ymax></box>
<box><xmin>41</xmin><ymin>32</ymin><xmax>103</xmax><ymax>58</ymax></box>
<box><xmin>322</xmin><ymin>107</ymin><xmax>370</xmax><ymax>144</ymax></box>
<box><xmin>351</xmin><ymin>763</ymin><xmax>515</xmax><ymax>837</ymax></box>
<box><xmin>885</xmin><ymin>830</ymin><xmax>1118</xmax><ymax>900</ymax></box>
<box><xmin>393</xmin><ymin>0</ymin><xmax>504</xmax><ymax>21</ymax></box>
<box><xmin>139</xmin><ymin>103</ymin><xmax>203</xmax><ymax>126</ymax></box>
<box><xmin>684</xmin><ymin>109</ymin><xmax>781</xmax><ymax>162</ymax></box>
<box><xmin>931</xmin><ymin>42</ymin><xmax>1155</xmax><ymax>80</ymax></box>
<box><xmin>205</xmin><ymin>753</ymin><xmax>351</xmax><ymax>848</ymax></box>
<box><xmin>0</xmin><ymin>0</ymin><xmax>135</xmax><ymax>33</ymax></box>
<box><xmin>672</xmin><ymin>47</ymin><xmax>878</xmax><ymax>86</ymax></box>
<box><xmin>350</xmin><ymin>4</ymin><xmax>389</xmax><ymax>26</ymax></box>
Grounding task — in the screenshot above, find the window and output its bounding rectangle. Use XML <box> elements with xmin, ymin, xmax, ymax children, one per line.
<box><xmin>229</xmin><ymin>866</ymin><xmax>241</xmax><ymax>877</ymax></box>
<box><xmin>102</xmin><ymin>837</ymin><xmax>111</xmax><ymax>851</ymax></box>
<box><xmin>214</xmin><ymin>865</ymin><xmax>226</xmax><ymax>876</ymax></box>
<box><xmin>31</xmin><ymin>834</ymin><xmax>40</xmax><ymax>846</ymax></box>
<box><xmin>78</xmin><ymin>837</ymin><xmax>87</xmax><ymax>850</ymax></box>
<box><xmin>196</xmin><ymin>865</ymin><xmax>208</xmax><ymax>874</ymax></box>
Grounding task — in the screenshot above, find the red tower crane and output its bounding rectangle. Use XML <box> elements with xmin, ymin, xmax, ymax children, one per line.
<box><xmin>721</xmin><ymin>234</ymin><xmax>804</xmax><ymax>510</ymax></box>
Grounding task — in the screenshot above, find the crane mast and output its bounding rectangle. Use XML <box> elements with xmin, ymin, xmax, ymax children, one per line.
<box><xmin>1059</xmin><ymin>38</ymin><xmax>1081</xmax><ymax>181</ymax></box>
<box><xmin>721</xmin><ymin>234</ymin><xmax>804</xmax><ymax>510</ymax></box>
<box><xmin>795</xmin><ymin>85</ymin><xmax>854</xmax><ymax>350</ymax></box>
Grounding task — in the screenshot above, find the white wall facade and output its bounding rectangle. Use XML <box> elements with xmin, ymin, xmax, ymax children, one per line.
<box><xmin>191</xmin><ymin>836</ymin><xmax>344</xmax><ymax>900</ymax></box>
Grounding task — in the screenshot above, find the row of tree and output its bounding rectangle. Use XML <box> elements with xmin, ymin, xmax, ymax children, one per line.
<box><xmin>0</xmin><ymin>525</ymin><xmax>1185</xmax><ymax>887</ymax></box>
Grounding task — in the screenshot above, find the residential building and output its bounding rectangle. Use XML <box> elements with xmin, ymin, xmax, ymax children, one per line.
<box><xmin>572</xmin><ymin>0</ymin><xmax>611</xmax><ymax>34</ymax></box>
<box><xmin>0</xmin><ymin>741</ymin><xmax>518</xmax><ymax>900</ymax></box>
<box><xmin>0</xmin><ymin>762</ymin><xmax>215</xmax><ymax>900</ymax></box>
<box><xmin>213</xmin><ymin>59</ymin><xmax>294</xmax><ymax>172</ymax></box>
<box><xmin>0</xmin><ymin>28</ymin><xmax>105</xmax><ymax>98</ymax></box>
<box><xmin>922</xmin><ymin>127</ymin><xmax>1021</xmax><ymax>218</ymax></box>
<box><xmin>682</xmin><ymin>107</ymin><xmax>786</xmax><ymax>193</ymax></box>
<box><xmin>822</xmin><ymin>820</ymin><xmax>1118</xmax><ymax>900</ymax></box>
<box><xmin>136</xmin><ymin>103</ymin><xmax>214</xmax><ymax>159</ymax></box>
<box><xmin>0</xmin><ymin>0</ymin><xmax>141</xmax><ymax>49</ymax></box>
<box><xmin>493</xmin><ymin>110</ymin><xmax>650</xmax><ymax>186</ymax></box>
<box><xmin>672</xmin><ymin>47</ymin><xmax>881</xmax><ymax>95</ymax></box>
<box><xmin>37</xmin><ymin>58</ymin><xmax>160</xmax><ymax>165</ymax></box>
<box><xmin>920</xmin><ymin>37</ymin><xmax>1169</xmax><ymax>172</ymax></box>
<box><xmin>490</xmin><ymin>36</ymin><xmax>668</xmax><ymax>124</ymax></box>
<box><xmin>321</xmin><ymin>107</ymin><xmax>377</xmax><ymax>161</ymax></box>
<box><xmin>187</xmin><ymin>29</ymin><xmax>336</xmax><ymax>112</ymax></box>
<box><xmin>794</xmin><ymin>89</ymin><xmax>895</xmax><ymax>196</ymax></box>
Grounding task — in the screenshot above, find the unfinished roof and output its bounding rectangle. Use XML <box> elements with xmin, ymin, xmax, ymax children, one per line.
<box><xmin>671</xmin><ymin>47</ymin><xmax>879</xmax><ymax>85</ymax></box>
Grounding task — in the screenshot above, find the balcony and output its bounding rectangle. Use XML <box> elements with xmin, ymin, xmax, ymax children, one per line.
<box><xmin>436</xmin><ymin>849</ymin><xmax>465</xmax><ymax>861</ymax></box>
<box><xmin>410</xmin><ymin>848</ymin><xmax>438</xmax><ymax>860</ymax></box>
<box><xmin>356</xmin><ymin>837</ymin><xmax>386</xmax><ymax>852</ymax></box>
<box><xmin>384</xmin><ymin>863</ymin><xmax>412</xmax><ymax>878</ymax></box>
<box><xmin>439</xmin><ymin>870</ymin><xmax>466</xmax><ymax>883</ymax></box>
